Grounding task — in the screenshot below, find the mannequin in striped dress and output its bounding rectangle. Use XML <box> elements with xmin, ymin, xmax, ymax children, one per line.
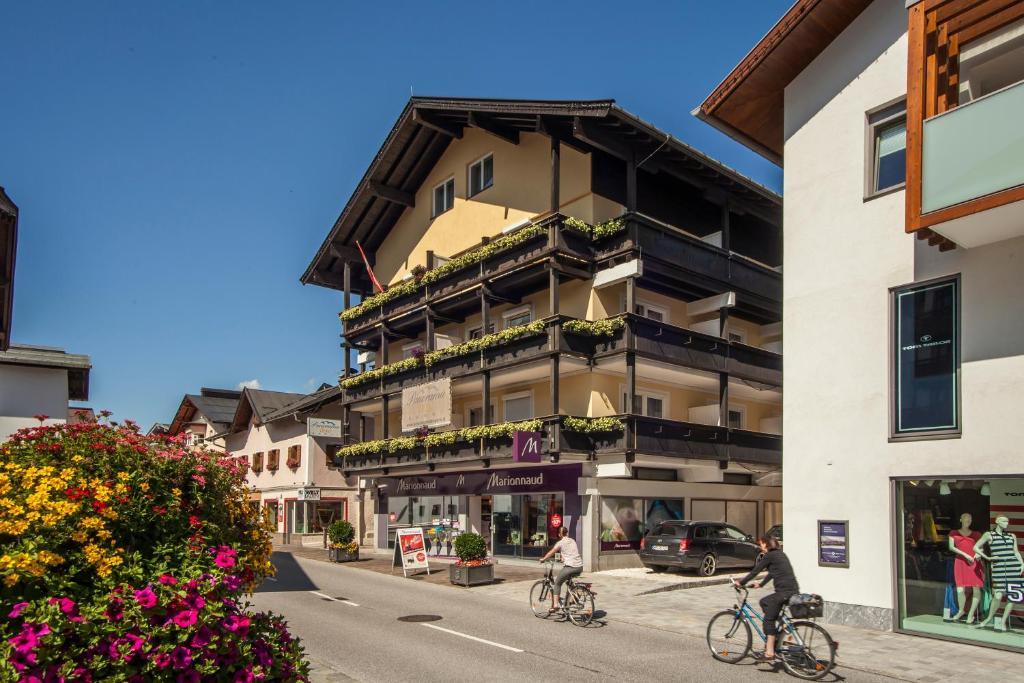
<box><xmin>973</xmin><ymin>516</ymin><xmax>1024</xmax><ymax>631</ymax></box>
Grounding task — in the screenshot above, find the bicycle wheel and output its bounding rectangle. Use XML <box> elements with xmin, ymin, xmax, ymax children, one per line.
<box><xmin>529</xmin><ymin>580</ymin><xmax>555</xmax><ymax>618</ymax></box>
<box><xmin>778</xmin><ymin>620</ymin><xmax>835</xmax><ymax>680</ymax></box>
<box><xmin>566</xmin><ymin>587</ymin><xmax>595</xmax><ymax>627</ymax></box>
<box><xmin>705</xmin><ymin>610</ymin><xmax>751</xmax><ymax>663</ymax></box>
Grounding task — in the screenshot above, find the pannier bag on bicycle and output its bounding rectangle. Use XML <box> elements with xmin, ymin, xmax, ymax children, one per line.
<box><xmin>788</xmin><ymin>593</ymin><xmax>824</xmax><ymax>619</ymax></box>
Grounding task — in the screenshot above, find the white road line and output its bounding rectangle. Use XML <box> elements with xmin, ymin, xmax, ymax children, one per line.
<box><xmin>419</xmin><ymin>623</ymin><xmax>523</xmax><ymax>653</ymax></box>
<box><xmin>266</xmin><ymin>577</ymin><xmax>279</xmax><ymax>582</ymax></box>
<box><xmin>310</xmin><ymin>591</ymin><xmax>359</xmax><ymax>607</ymax></box>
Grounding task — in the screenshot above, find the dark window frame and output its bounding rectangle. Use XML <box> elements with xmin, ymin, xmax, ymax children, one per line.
<box><xmin>865</xmin><ymin>99</ymin><xmax>907</xmax><ymax>201</ymax></box>
<box><xmin>431</xmin><ymin>177</ymin><xmax>455</xmax><ymax>218</ymax></box>
<box><xmin>889</xmin><ymin>273</ymin><xmax>962</xmax><ymax>442</ymax></box>
<box><xmin>468</xmin><ymin>153</ymin><xmax>494</xmax><ymax>198</ymax></box>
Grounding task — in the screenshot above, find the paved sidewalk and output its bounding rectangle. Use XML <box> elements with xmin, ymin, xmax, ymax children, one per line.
<box><xmin>475</xmin><ymin>571</ymin><xmax>1024</xmax><ymax>683</ymax></box>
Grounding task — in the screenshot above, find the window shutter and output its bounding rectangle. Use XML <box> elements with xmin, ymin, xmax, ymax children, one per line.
<box><xmin>267</xmin><ymin>449</ymin><xmax>279</xmax><ymax>471</ymax></box>
<box><xmin>287</xmin><ymin>445</ymin><xmax>302</xmax><ymax>469</ymax></box>
<box><xmin>252</xmin><ymin>452</ymin><xmax>263</xmax><ymax>473</ymax></box>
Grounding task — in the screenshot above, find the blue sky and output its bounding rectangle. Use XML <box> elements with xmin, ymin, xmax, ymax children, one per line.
<box><xmin>1</xmin><ymin>1</ymin><xmax>786</xmax><ymax>429</ymax></box>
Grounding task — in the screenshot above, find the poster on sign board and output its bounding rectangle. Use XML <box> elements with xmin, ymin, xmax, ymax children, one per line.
<box><xmin>818</xmin><ymin>520</ymin><xmax>849</xmax><ymax>568</ymax></box>
<box><xmin>393</xmin><ymin>528</ymin><xmax>430</xmax><ymax>577</ymax></box>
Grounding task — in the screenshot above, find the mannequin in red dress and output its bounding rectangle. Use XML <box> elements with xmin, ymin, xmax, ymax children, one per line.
<box><xmin>948</xmin><ymin>513</ymin><xmax>984</xmax><ymax>624</ymax></box>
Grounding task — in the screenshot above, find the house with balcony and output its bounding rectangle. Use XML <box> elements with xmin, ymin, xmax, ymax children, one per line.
<box><xmin>220</xmin><ymin>385</ymin><xmax>369</xmax><ymax>548</ymax></box>
<box><xmin>303</xmin><ymin>97</ymin><xmax>784</xmax><ymax>570</ymax></box>
<box><xmin>167</xmin><ymin>387</ymin><xmax>241</xmax><ymax>451</ymax></box>
<box><xmin>698</xmin><ymin>0</ymin><xmax>1024</xmax><ymax>651</ymax></box>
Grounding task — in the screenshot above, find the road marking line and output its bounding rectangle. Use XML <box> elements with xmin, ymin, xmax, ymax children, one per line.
<box><xmin>267</xmin><ymin>577</ymin><xmax>279</xmax><ymax>582</ymax></box>
<box><xmin>310</xmin><ymin>591</ymin><xmax>359</xmax><ymax>607</ymax></box>
<box><xmin>419</xmin><ymin>623</ymin><xmax>523</xmax><ymax>653</ymax></box>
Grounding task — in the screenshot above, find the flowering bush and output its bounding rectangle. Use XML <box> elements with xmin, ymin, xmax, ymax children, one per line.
<box><xmin>0</xmin><ymin>418</ymin><xmax>309</xmax><ymax>681</ymax></box>
<box><xmin>452</xmin><ymin>533</ymin><xmax>489</xmax><ymax>567</ymax></box>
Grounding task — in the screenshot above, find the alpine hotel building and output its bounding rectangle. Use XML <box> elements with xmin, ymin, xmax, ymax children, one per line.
<box><xmin>304</xmin><ymin>98</ymin><xmax>784</xmax><ymax>571</ymax></box>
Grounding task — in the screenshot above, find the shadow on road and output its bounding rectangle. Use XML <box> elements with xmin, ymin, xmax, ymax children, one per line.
<box><xmin>256</xmin><ymin>551</ymin><xmax>319</xmax><ymax>593</ymax></box>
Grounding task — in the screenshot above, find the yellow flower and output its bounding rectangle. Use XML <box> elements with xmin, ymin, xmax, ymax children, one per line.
<box><xmin>72</xmin><ymin>455</ymin><xmax>84</xmax><ymax>463</ymax></box>
<box><xmin>3</xmin><ymin>574</ymin><xmax>18</xmax><ymax>587</ymax></box>
<box><xmin>71</xmin><ymin>531</ymin><xmax>87</xmax><ymax>543</ymax></box>
<box><xmin>117</xmin><ymin>472</ymin><xmax>130</xmax><ymax>482</ymax></box>
<box><xmin>140</xmin><ymin>482</ymin><xmax>150</xmax><ymax>492</ymax></box>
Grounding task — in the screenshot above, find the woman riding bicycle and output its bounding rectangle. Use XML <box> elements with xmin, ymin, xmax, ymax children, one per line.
<box><xmin>538</xmin><ymin>527</ymin><xmax>583</xmax><ymax>610</ymax></box>
<box><xmin>732</xmin><ymin>535</ymin><xmax>798</xmax><ymax>664</ymax></box>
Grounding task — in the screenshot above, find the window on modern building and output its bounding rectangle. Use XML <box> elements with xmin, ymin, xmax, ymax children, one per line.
<box><xmin>633</xmin><ymin>467</ymin><xmax>677</xmax><ymax>481</ymax></box>
<box><xmin>468</xmin><ymin>154</ymin><xmax>494</xmax><ymax>197</ymax></box>
<box><xmin>621</xmin><ymin>390</ymin><xmax>666</xmax><ymax>418</ymax></box>
<box><xmin>727</xmin><ymin>329</ymin><xmax>747</xmax><ymax>344</ymax></box>
<box><xmin>432</xmin><ymin>177</ymin><xmax>455</xmax><ymax>218</ymax></box>
<box><xmin>503</xmin><ymin>305</ymin><xmax>532</xmax><ymax>329</ymax></box>
<box><xmin>503</xmin><ymin>393</ymin><xmax>533</xmax><ymax>422</ymax></box>
<box><xmin>867</xmin><ymin>101</ymin><xmax>907</xmax><ymax>196</ymax></box>
<box><xmin>727</xmin><ymin>408</ymin><xmax>745</xmax><ymax>430</ymax></box>
<box><xmin>626</xmin><ymin>298</ymin><xmax>668</xmax><ymax>323</ymax></box>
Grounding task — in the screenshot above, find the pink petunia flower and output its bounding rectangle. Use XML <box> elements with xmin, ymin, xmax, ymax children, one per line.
<box><xmin>213</xmin><ymin>546</ymin><xmax>237</xmax><ymax>569</ymax></box>
<box><xmin>8</xmin><ymin>602</ymin><xmax>29</xmax><ymax>618</ymax></box>
<box><xmin>152</xmin><ymin>652</ymin><xmax>172</xmax><ymax>669</ymax></box>
<box><xmin>172</xmin><ymin>610</ymin><xmax>198</xmax><ymax>628</ymax></box>
<box><xmin>133</xmin><ymin>586</ymin><xmax>158</xmax><ymax>609</ymax></box>
<box><xmin>158</xmin><ymin>574</ymin><xmax>178</xmax><ymax>586</ymax></box>
<box><xmin>170</xmin><ymin>645</ymin><xmax>192</xmax><ymax>670</ymax></box>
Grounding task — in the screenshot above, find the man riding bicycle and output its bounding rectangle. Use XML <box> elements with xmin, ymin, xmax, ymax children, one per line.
<box><xmin>732</xmin><ymin>535</ymin><xmax>799</xmax><ymax>665</ymax></box>
<box><xmin>538</xmin><ymin>527</ymin><xmax>583</xmax><ymax>610</ymax></box>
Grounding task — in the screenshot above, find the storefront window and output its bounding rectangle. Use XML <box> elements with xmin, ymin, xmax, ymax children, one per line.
<box><xmin>288</xmin><ymin>500</ymin><xmax>344</xmax><ymax>534</ymax></box>
<box><xmin>600</xmin><ymin>497</ymin><xmax>684</xmax><ymax>550</ymax></box>
<box><xmin>897</xmin><ymin>477</ymin><xmax>1024</xmax><ymax>650</ymax></box>
<box><xmin>387</xmin><ymin>495</ymin><xmax>464</xmax><ymax>555</ymax></box>
<box><xmin>491</xmin><ymin>493</ymin><xmax>563</xmax><ymax>559</ymax></box>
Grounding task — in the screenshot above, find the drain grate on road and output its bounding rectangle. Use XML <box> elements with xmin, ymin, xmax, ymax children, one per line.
<box><xmin>396</xmin><ymin>614</ymin><xmax>442</xmax><ymax>623</ymax></box>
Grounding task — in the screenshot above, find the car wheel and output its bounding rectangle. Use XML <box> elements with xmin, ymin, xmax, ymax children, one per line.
<box><xmin>645</xmin><ymin>564</ymin><xmax>668</xmax><ymax>573</ymax></box>
<box><xmin>698</xmin><ymin>554</ymin><xmax>717</xmax><ymax>577</ymax></box>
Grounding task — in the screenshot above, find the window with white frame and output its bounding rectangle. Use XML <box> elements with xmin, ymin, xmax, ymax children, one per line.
<box><xmin>467</xmin><ymin>323</ymin><xmax>495</xmax><ymax>340</ymax></box>
<box><xmin>468</xmin><ymin>154</ymin><xmax>494</xmax><ymax>197</ymax></box>
<box><xmin>502</xmin><ymin>305</ymin><xmax>532</xmax><ymax>329</ymax></box>
<box><xmin>866</xmin><ymin>101</ymin><xmax>906</xmax><ymax>197</ymax></box>
<box><xmin>622</xmin><ymin>296</ymin><xmax>668</xmax><ymax>323</ymax></box>
<box><xmin>432</xmin><ymin>177</ymin><xmax>455</xmax><ymax>218</ymax></box>
<box><xmin>503</xmin><ymin>392</ymin><xmax>533</xmax><ymax>422</ymax></box>
<box><xmin>620</xmin><ymin>388</ymin><xmax>667</xmax><ymax>418</ymax></box>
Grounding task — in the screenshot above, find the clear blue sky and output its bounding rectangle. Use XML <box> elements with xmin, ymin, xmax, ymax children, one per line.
<box><xmin>1</xmin><ymin>1</ymin><xmax>786</xmax><ymax>429</ymax></box>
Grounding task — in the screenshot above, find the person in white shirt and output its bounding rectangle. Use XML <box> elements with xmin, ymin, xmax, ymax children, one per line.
<box><xmin>539</xmin><ymin>527</ymin><xmax>583</xmax><ymax>609</ymax></box>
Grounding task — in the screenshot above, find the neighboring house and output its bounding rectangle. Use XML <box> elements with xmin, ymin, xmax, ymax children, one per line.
<box><xmin>302</xmin><ymin>97</ymin><xmax>784</xmax><ymax>570</ymax></box>
<box><xmin>147</xmin><ymin>422</ymin><xmax>169</xmax><ymax>436</ymax></box>
<box><xmin>167</xmin><ymin>388</ymin><xmax>241</xmax><ymax>451</ymax></box>
<box><xmin>222</xmin><ymin>386</ymin><xmax>365</xmax><ymax>546</ymax></box>
<box><xmin>698</xmin><ymin>0</ymin><xmax>1024</xmax><ymax>651</ymax></box>
<box><xmin>68</xmin><ymin>407</ymin><xmax>96</xmax><ymax>425</ymax></box>
<box><xmin>0</xmin><ymin>187</ymin><xmax>92</xmax><ymax>441</ymax></box>
<box><xmin>0</xmin><ymin>345</ymin><xmax>91</xmax><ymax>441</ymax></box>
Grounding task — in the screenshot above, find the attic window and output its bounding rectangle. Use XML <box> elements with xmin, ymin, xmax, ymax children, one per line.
<box><xmin>468</xmin><ymin>154</ymin><xmax>494</xmax><ymax>197</ymax></box>
<box><xmin>432</xmin><ymin>178</ymin><xmax>455</xmax><ymax>218</ymax></box>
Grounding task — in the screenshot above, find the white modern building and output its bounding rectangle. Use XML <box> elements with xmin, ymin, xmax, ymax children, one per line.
<box><xmin>698</xmin><ymin>0</ymin><xmax>1024</xmax><ymax>652</ymax></box>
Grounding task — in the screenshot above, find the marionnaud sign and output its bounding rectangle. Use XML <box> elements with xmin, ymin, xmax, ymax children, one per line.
<box><xmin>377</xmin><ymin>464</ymin><xmax>582</xmax><ymax>498</ymax></box>
<box><xmin>512</xmin><ymin>431</ymin><xmax>543</xmax><ymax>463</ymax></box>
<box><xmin>307</xmin><ymin>417</ymin><xmax>342</xmax><ymax>438</ymax></box>
<box><xmin>401</xmin><ymin>378</ymin><xmax>452</xmax><ymax>432</ymax></box>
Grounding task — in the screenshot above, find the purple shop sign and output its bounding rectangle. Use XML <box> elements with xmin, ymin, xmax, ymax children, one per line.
<box><xmin>512</xmin><ymin>431</ymin><xmax>543</xmax><ymax>463</ymax></box>
<box><xmin>377</xmin><ymin>464</ymin><xmax>582</xmax><ymax>497</ymax></box>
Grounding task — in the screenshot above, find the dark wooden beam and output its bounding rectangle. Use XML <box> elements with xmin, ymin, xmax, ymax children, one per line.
<box><xmin>328</xmin><ymin>243</ymin><xmax>365</xmax><ymax>264</ymax></box>
<box><xmin>413</xmin><ymin>109</ymin><xmax>463</xmax><ymax>138</ymax></box>
<box><xmin>572</xmin><ymin>117</ymin><xmax>634</xmax><ymax>160</ymax></box>
<box><xmin>481</xmin><ymin>285</ymin><xmax>519</xmax><ymax>306</ymax></box>
<box><xmin>369</xmin><ymin>181</ymin><xmax>414</xmax><ymax>208</ymax></box>
<box><xmin>468</xmin><ymin>112</ymin><xmax>520</xmax><ymax>145</ymax></box>
<box><xmin>550</xmin><ymin>135</ymin><xmax>560</xmax><ymax>212</ymax></box>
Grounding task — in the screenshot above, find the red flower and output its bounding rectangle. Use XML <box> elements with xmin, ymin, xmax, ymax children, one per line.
<box><xmin>188</xmin><ymin>515</ymin><xmax>201</xmax><ymax>528</ymax></box>
<box><xmin>92</xmin><ymin>500</ymin><xmax>108</xmax><ymax>513</ymax></box>
<box><xmin>32</xmin><ymin>414</ymin><xmax>49</xmax><ymax>423</ymax></box>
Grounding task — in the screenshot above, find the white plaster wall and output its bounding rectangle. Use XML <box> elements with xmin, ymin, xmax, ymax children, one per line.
<box><xmin>783</xmin><ymin>0</ymin><xmax>1024</xmax><ymax>613</ymax></box>
<box><xmin>0</xmin><ymin>365</ymin><xmax>69</xmax><ymax>441</ymax></box>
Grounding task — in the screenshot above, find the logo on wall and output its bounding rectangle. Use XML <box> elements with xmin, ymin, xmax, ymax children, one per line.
<box><xmin>456</xmin><ymin>474</ymin><xmax>465</xmax><ymax>487</ymax></box>
<box><xmin>550</xmin><ymin>513</ymin><xmax>562</xmax><ymax>528</ymax></box>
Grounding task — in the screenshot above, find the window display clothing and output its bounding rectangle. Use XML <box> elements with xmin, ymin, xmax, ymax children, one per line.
<box><xmin>950</xmin><ymin>530</ymin><xmax>985</xmax><ymax>588</ymax></box>
<box><xmin>989</xmin><ymin>530</ymin><xmax>1023</xmax><ymax>593</ymax></box>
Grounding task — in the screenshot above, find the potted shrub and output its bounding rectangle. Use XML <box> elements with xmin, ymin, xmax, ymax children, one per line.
<box><xmin>449</xmin><ymin>532</ymin><xmax>494</xmax><ymax>586</ymax></box>
<box><xmin>327</xmin><ymin>519</ymin><xmax>359</xmax><ymax>562</ymax></box>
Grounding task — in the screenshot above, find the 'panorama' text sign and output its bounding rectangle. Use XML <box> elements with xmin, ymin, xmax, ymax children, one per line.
<box><xmin>401</xmin><ymin>377</ymin><xmax>452</xmax><ymax>432</ymax></box>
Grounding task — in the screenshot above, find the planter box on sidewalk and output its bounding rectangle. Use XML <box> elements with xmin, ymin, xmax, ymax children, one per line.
<box><xmin>328</xmin><ymin>547</ymin><xmax>359</xmax><ymax>563</ymax></box>
<box><xmin>449</xmin><ymin>562</ymin><xmax>495</xmax><ymax>587</ymax></box>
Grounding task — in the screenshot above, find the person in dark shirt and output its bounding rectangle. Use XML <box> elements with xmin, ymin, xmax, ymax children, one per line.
<box><xmin>733</xmin><ymin>535</ymin><xmax>799</xmax><ymax>664</ymax></box>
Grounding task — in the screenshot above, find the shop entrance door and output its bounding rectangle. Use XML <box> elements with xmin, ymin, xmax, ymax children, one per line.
<box><xmin>491</xmin><ymin>493</ymin><xmax>564</xmax><ymax>559</ymax></box>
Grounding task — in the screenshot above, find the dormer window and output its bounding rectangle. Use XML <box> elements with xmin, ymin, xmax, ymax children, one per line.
<box><xmin>468</xmin><ymin>154</ymin><xmax>494</xmax><ymax>197</ymax></box>
<box><xmin>432</xmin><ymin>177</ymin><xmax>455</xmax><ymax>218</ymax></box>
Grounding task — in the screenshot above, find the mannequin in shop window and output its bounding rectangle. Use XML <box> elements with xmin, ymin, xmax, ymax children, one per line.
<box><xmin>946</xmin><ymin>513</ymin><xmax>984</xmax><ymax>624</ymax></box>
<box><xmin>973</xmin><ymin>516</ymin><xmax>1024</xmax><ymax>631</ymax></box>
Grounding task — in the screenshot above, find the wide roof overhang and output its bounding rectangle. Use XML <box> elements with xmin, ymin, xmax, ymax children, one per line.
<box><xmin>302</xmin><ymin>97</ymin><xmax>781</xmax><ymax>291</ymax></box>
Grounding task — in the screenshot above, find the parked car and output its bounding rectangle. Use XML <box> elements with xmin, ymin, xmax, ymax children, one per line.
<box><xmin>766</xmin><ymin>524</ymin><xmax>783</xmax><ymax>548</ymax></box>
<box><xmin>639</xmin><ymin>521</ymin><xmax>761</xmax><ymax>576</ymax></box>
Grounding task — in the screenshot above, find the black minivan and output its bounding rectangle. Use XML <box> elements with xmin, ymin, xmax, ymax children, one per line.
<box><xmin>638</xmin><ymin>521</ymin><xmax>761</xmax><ymax>576</ymax></box>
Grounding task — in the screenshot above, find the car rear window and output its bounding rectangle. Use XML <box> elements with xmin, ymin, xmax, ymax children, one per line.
<box><xmin>652</xmin><ymin>523</ymin><xmax>688</xmax><ymax>537</ymax></box>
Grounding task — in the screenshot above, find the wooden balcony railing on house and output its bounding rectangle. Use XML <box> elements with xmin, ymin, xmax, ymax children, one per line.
<box><xmin>907</xmin><ymin>0</ymin><xmax>1024</xmax><ymax>248</ymax></box>
<box><xmin>340</xmin><ymin>213</ymin><xmax>591</xmax><ymax>340</ymax></box>
<box><xmin>333</xmin><ymin>414</ymin><xmax>781</xmax><ymax>475</ymax></box>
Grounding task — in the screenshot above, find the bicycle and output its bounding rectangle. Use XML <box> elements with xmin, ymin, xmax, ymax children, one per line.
<box><xmin>529</xmin><ymin>559</ymin><xmax>596</xmax><ymax>627</ymax></box>
<box><xmin>706</xmin><ymin>585</ymin><xmax>836</xmax><ymax>680</ymax></box>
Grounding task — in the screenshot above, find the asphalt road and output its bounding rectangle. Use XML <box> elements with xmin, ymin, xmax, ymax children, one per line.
<box><xmin>251</xmin><ymin>553</ymin><xmax>897</xmax><ymax>683</ymax></box>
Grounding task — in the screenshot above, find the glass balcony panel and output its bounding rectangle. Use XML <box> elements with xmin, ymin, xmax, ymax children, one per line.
<box><xmin>922</xmin><ymin>79</ymin><xmax>1024</xmax><ymax>213</ymax></box>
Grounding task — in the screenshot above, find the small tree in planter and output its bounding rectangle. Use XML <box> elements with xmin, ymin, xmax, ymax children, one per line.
<box><xmin>449</xmin><ymin>532</ymin><xmax>494</xmax><ymax>586</ymax></box>
<box><xmin>328</xmin><ymin>520</ymin><xmax>359</xmax><ymax>562</ymax></box>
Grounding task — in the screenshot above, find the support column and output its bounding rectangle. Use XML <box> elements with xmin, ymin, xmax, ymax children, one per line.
<box><xmin>720</xmin><ymin>202</ymin><xmax>731</xmax><ymax>253</ymax></box>
<box><xmin>342</xmin><ymin>262</ymin><xmax>352</xmax><ymax>381</ymax></box>
<box><xmin>719</xmin><ymin>306</ymin><xmax>730</xmax><ymax>432</ymax></box>
<box><xmin>380</xmin><ymin>327</ymin><xmax>390</xmax><ymax>440</ymax></box>
<box><xmin>625</xmin><ymin>276</ymin><xmax>636</xmax><ymax>316</ymax></box>
<box><xmin>549</xmin><ymin>267</ymin><xmax>560</xmax><ymax>451</ymax></box>
<box><xmin>480</xmin><ymin>288</ymin><xmax>491</xmax><ymax>336</ymax></box>
<box><xmin>625</xmin><ymin>351</ymin><xmax>636</xmax><ymax>451</ymax></box>
<box><xmin>550</xmin><ymin>136</ymin><xmax>560</xmax><ymax>213</ymax></box>
<box><xmin>482</xmin><ymin>371</ymin><xmax>491</xmax><ymax>425</ymax></box>
<box><xmin>426</xmin><ymin>308</ymin><xmax>435</xmax><ymax>352</ymax></box>
<box><xmin>626</xmin><ymin>155</ymin><xmax>637</xmax><ymax>213</ymax></box>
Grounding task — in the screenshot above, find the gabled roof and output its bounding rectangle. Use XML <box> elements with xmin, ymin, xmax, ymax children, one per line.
<box><xmin>695</xmin><ymin>0</ymin><xmax>875</xmax><ymax>163</ymax></box>
<box><xmin>261</xmin><ymin>384</ymin><xmax>343</xmax><ymax>424</ymax></box>
<box><xmin>0</xmin><ymin>344</ymin><xmax>91</xmax><ymax>400</ymax></box>
<box><xmin>302</xmin><ymin>96</ymin><xmax>782</xmax><ymax>291</ymax></box>
<box><xmin>168</xmin><ymin>387</ymin><xmax>241</xmax><ymax>435</ymax></box>
<box><xmin>0</xmin><ymin>187</ymin><xmax>17</xmax><ymax>352</ymax></box>
<box><xmin>227</xmin><ymin>388</ymin><xmax>306</xmax><ymax>433</ymax></box>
